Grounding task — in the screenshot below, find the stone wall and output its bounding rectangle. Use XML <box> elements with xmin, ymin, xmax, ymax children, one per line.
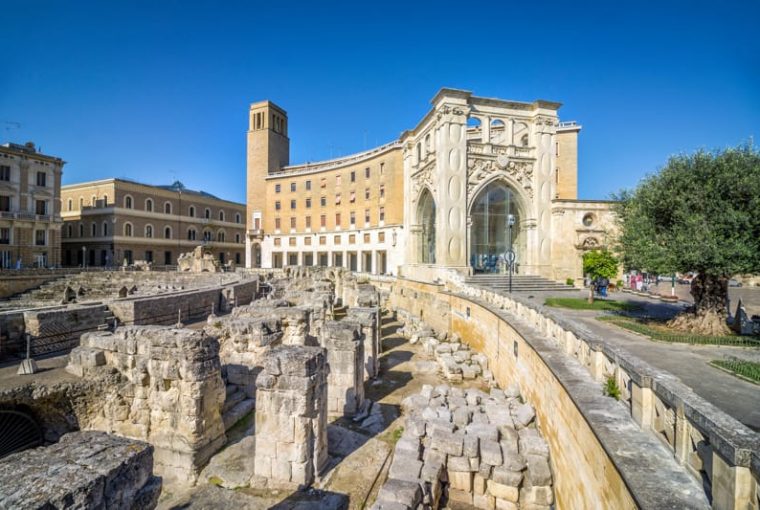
<box><xmin>0</xmin><ymin>271</ymin><xmax>75</xmax><ymax>299</ymax></box>
<box><xmin>66</xmin><ymin>326</ymin><xmax>227</xmax><ymax>485</ymax></box>
<box><xmin>0</xmin><ymin>431</ymin><xmax>161</xmax><ymax>510</ymax></box>
<box><xmin>320</xmin><ymin>320</ymin><xmax>365</xmax><ymax>418</ymax></box>
<box><xmin>253</xmin><ymin>345</ymin><xmax>328</xmax><ymax>489</ymax></box>
<box><xmin>345</xmin><ymin>306</ymin><xmax>380</xmax><ymax>380</ymax></box>
<box><xmin>381</xmin><ymin>276</ymin><xmax>714</xmax><ymax>509</ymax></box>
<box><xmin>109</xmin><ymin>287</ymin><xmax>223</xmax><ymax>326</ymax></box>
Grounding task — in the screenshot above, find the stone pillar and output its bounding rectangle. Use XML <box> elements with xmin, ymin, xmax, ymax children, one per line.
<box><xmin>320</xmin><ymin>320</ymin><xmax>365</xmax><ymax>417</ymax></box>
<box><xmin>710</xmin><ymin>451</ymin><xmax>754</xmax><ymax>510</ymax></box>
<box><xmin>346</xmin><ymin>307</ymin><xmax>380</xmax><ymax>380</ymax></box>
<box><xmin>253</xmin><ymin>345</ymin><xmax>328</xmax><ymax>489</ymax></box>
<box><xmin>630</xmin><ymin>380</ymin><xmax>653</xmax><ymax>429</ymax></box>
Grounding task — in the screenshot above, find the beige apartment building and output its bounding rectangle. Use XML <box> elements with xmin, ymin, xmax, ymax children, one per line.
<box><xmin>246</xmin><ymin>88</ymin><xmax>616</xmax><ymax>282</ymax></box>
<box><xmin>61</xmin><ymin>179</ymin><xmax>246</xmax><ymax>268</ymax></box>
<box><xmin>0</xmin><ymin>142</ymin><xmax>65</xmax><ymax>268</ymax></box>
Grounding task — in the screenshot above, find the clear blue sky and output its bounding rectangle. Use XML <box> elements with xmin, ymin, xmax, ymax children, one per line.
<box><xmin>2</xmin><ymin>1</ymin><xmax>758</xmax><ymax>203</ymax></box>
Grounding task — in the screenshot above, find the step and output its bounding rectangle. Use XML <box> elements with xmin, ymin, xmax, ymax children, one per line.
<box><xmin>223</xmin><ymin>390</ymin><xmax>246</xmax><ymax>414</ymax></box>
<box><xmin>223</xmin><ymin>398</ymin><xmax>255</xmax><ymax>431</ymax></box>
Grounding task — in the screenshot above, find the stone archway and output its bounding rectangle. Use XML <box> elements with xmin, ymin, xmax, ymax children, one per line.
<box><xmin>468</xmin><ymin>180</ymin><xmax>525</xmax><ymax>273</ymax></box>
<box><xmin>416</xmin><ymin>188</ymin><xmax>436</xmax><ymax>264</ymax></box>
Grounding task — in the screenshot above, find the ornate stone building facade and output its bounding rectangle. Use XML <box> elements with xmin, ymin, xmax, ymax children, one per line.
<box><xmin>246</xmin><ymin>89</ymin><xmax>614</xmax><ymax>281</ymax></box>
<box><xmin>61</xmin><ymin>179</ymin><xmax>246</xmax><ymax>268</ymax></box>
<box><xmin>0</xmin><ymin>142</ymin><xmax>65</xmax><ymax>268</ymax></box>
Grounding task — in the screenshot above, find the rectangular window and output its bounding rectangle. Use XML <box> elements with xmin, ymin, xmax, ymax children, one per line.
<box><xmin>350</xmin><ymin>191</ymin><xmax>355</xmax><ymax>203</ymax></box>
<box><xmin>289</xmin><ymin>237</ymin><xmax>296</xmax><ymax>246</ymax></box>
<box><xmin>365</xmin><ymin>167</ymin><xmax>370</xmax><ymax>178</ymax></box>
<box><xmin>275</xmin><ymin>200</ymin><xmax>281</xmax><ymax>210</ymax></box>
<box><xmin>363</xmin><ymin>233</ymin><xmax>370</xmax><ymax>243</ymax></box>
<box><xmin>365</xmin><ymin>188</ymin><xmax>370</xmax><ymax>200</ymax></box>
<box><xmin>320</xmin><ymin>214</ymin><xmax>326</xmax><ymax>227</ymax></box>
<box><xmin>35</xmin><ymin>200</ymin><xmax>46</xmax><ymax>215</ymax></box>
<box><xmin>304</xmin><ymin>236</ymin><xmax>312</xmax><ymax>246</ymax></box>
<box><xmin>254</xmin><ymin>217</ymin><xmax>261</xmax><ymax>230</ymax></box>
<box><xmin>275</xmin><ymin>184</ymin><xmax>281</xmax><ymax>193</ymax></box>
<box><xmin>335</xmin><ymin>212</ymin><xmax>341</xmax><ymax>226</ymax></box>
<box><xmin>274</xmin><ymin>237</ymin><xmax>281</xmax><ymax>246</ymax></box>
<box><xmin>320</xmin><ymin>177</ymin><xmax>326</xmax><ymax>188</ymax></box>
<box><xmin>378</xmin><ymin>232</ymin><xmax>385</xmax><ymax>243</ymax></box>
<box><xmin>350</xmin><ymin>171</ymin><xmax>356</xmax><ymax>183</ymax></box>
<box><xmin>275</xmin><ymin>217</ymin><xmax>281</xmax><ymax>230</ymax></box>
<box><xmin>380</xmin><ymin>185</ymin><xmax>385</xmax><ymax>198</ymax></box>
<box><xmin>0</xmin><ymin>196</ymin><xmax>9</xmax><ymax>212</ymax></box>
<box><xmin>305</xmin><ymin>180</ymin><xmax>311</xmax><ymax>191</ymax></box>
<box><xmin>36</xmin><ymin>171</ymin><xmax>46</xmax><ymax>187</ymax></box>
<box><xmin>350</xmin><ymin>211</ymin><xmax>356</xmax><ymax>225</ymax></box>
<box><xmin>0</xmin><ymin>166</ymin><xmax>10</xmax><ymax>181</ymax></box>
<box><xmin>305</xmin><ymin>198</ymin><xmax>311</xmax><ymax>208</ymax></box>
<box><xmin>349</xmin><ymin>234</ymin><xmax>356</xmax><ymax>244</ymax></box>
<box><xmin>336</xmin><ymin>175</ymin><xmax>341</xmax><ymax>186</ymax></box>
<box><xmin>319</xmin><ymin>236</ymin><xmax>326</xmax><ymax>245</ymax></box>
<box><xmin>380</xmin><ymin>162</ymin><xmax>385</xmax><ymax>175</ymax></box>
<box><xmin>320</xmin><ymin>196</ymin><xmax>326</xmax><ymax>207</ymax></box>
<box><xmin>145</xmin><ymin>250</ymin><xmax>153</xmax><ymax>263</ymax></box>
<box><xmin>35</xmin><ymin>230</ymin><xmax>46</xmax><ymax>246</ymax></box>
<box><xmin>290</xmin><ymin>199</ymin><xmax>296</xmax><ymax>209</ymax></box>
<box><xmin>290</xmin><ymin>217</ymin><xmax>296</xmax><ymax>229</ymax></box>
<box><xmin>305</xmin><ymin>216</ymin><xmax>311</xmax><ymax>228</ymax></box>
<box><xmin>290</xmin><ymin>182</ymin><xmax>296</xmax><ymax>192</ymax></box>
<box><xmin>365</xmin><ymin>209</ymin><xmax>370</xmax><ymax>223</ymax></box>
<box><xmin>335</xmin><ymin>194</ymin><xmax>341</xmax><ymax>205</ymax></box>
<box><xmin>379</xmin><ymin>207</ymin><xmax>385</xmax><ymax>222</ymax></box>
<box><xmin>0</xmin><ymin>227</ymin><xmax>9</xmax><ymax>244</ymax></box>
<box><xmin>334</xmin><ymin>235</ymin><xmax>341</xmax><ymax>245</ymax></box>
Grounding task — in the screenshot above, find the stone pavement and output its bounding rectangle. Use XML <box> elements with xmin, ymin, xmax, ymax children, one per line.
<box><xmin>519</xmin><ymin>289</ymin><xmax>760</xmax><ymax>431</ymax></box>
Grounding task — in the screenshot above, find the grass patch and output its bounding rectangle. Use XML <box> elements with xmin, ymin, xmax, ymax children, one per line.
<box><xmin>604</xmin><ymin>376</ymin><xmax>621</xmax><ymax>400</ymax></box>
<box><xmin>208</xmin><ymin>476</ymin><xmax>224</xmax><ymax>486</ymax></box>
<box><xmin>544</xmin><ymin>297</ymin><xmax>641</xmax><ymax>312</ymax></box>
<box><xmin>599</xmin><ymin>315</ymin><xmax>760</xmax><ymax>347</ymax></box>
<box><xmin>390</xmin><ymin>427</ymin><xmax>404</xmax><ymax>442</ymax></box>
<box><xmin>710</xmin><ymin>358</ymin><xmax>760</xmax><ymax>384</ymax></box>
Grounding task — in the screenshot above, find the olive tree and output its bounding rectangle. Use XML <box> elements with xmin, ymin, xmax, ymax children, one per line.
<box><xmin>614</xmin><ymin>144</ymin><xmax>760</xmax><ymax>334</ymax></box>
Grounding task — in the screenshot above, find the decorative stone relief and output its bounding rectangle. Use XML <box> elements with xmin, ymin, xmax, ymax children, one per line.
<box><xmin>410</xmin><ymin>159</ymin><xmax>437</xmax><ymax>199</ymax></box>
<box><xmin>467</xmin><ymin>157</ymin><xmax>534</xmax><ymax>202</ymax></box>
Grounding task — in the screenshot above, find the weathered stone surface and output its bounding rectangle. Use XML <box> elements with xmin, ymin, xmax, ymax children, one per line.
<box><xmin>0</xmin><ymin>431</ymin><xmax>161</xmax><ymax>510</ymax></box>
<box><xmin>376</xmin><ymin>478</ymin><xmax>422</xmax><ymax>508</ymax></box>
<box><xmin>321</xmin><ymin>320</ymin><xmax>365</xmax><ymax>417</ymax></box>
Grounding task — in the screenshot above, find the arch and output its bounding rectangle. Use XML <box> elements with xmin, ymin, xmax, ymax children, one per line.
<box><xmin>235</xmin><ymin>212</ymin><xmax>241</xmax><ymax>224</ymax></box>
<box><xmin>164</xmin><ymin>226</ymin><xmax>172</xmax><ymax>239</ymax></box>
<box><xmin>91</xmin><ymin>222</ymin><xmax>97</xmax><ymax>237</ymax></box>
<box><xmin>416</xmin><ymin>187</ymin><xmax>436</xmax><ymax>264</ymax></box>
<box><xmin>187</xmin><ymin>227</ymin><xmax>197</xmax><ymax>241</ymax></box>
<box><xmin>124</xmin><ymin>195</ymin><xmax>133</xmax><ymax>209</ymax></box>
<box><xmin>66</xmin><ymin>224</ymin><xmax>73</xmax><ymax>238</ymax></box>
<box><xmin>164</xmin><ymin>202</ymin><xmax>172</xmax><ymax>215</ymax></box>
<box><xmin>202</xmin><ymin>229</ymin><xmax>213</xmax><ymax>242</ymax></box>
<box><xmin>124</xmin><ymin>222</ymin><xmax>133</xmax><ymax>237</ymax></box>
<box><xmin>469</xmin><ymin>180</ymin><xmax>524</xmax><ymax>274</ymax></box>
<box><xmin>490</xmin><ymin>118</ymin><xmax>506</xmax><ymax>144</ymax></box>
<box><xmin>145</xmin><ymin>198</ymin><xmax>153</xmax><ymax>212</ymax></box>
<box><xmin>0</xmin><ymin>408</ymin><xmax>43</xmax><ymax>459</ymax></box>
<box><xmin>188</xmin><ymin>205</ymin><xmax>195</xmax><ymax>217</ymax></box>
<box><xmin>218</xmin><ymin>210</ymin><xmax>225</xmax><ymax>222</ymax></box>
<box><xmin>204</xmin><ymin>208</ymin><xmax>211</xmax><ymax>219</ymax></box>
<box><xmin>67</xmin><ymin>198</ymin><xmax>72</xmax><ymax>211</ymax></box>
<box><xmin>144</xmin><ymin>224</ymin><xmax>153</xmax><ymax>238</ymax></box>
<box><xmin>217</xmin><ymin>230</ymin><xmax>225</xmax><ymax>242</ymax></box>
<box><xmin>78</xmin><ymin>223</ymin><xmax>84</xmax><ymax>237</ymax></box>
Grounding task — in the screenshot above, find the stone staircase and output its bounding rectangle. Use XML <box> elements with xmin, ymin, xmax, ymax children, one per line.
<box><xmin>464</xmin><ymin>274</ymin><xmax>576</xmax><ymax>293</ymax></box>
<box><xmin>222</xmin><ymin>383</ymin><xmax>255</xmax><ymax>431</ymax></box>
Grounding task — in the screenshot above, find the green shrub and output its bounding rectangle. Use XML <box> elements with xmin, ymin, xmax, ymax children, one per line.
<box><xmin>598</xmin><ymin>316</ymin><xmax>760</xmax><ymax>347</ymax></box>
<box><xmin>604</xmin><ymin>376</ymin><xmax>621</xmax><ymax>400</ymax></box>
<box><xmin>616</xmin><ymin>280</ymin><xmax>624</xmax><ymax>288</ymax></box>
<box><xmin>710</xmin><ymin>358</ymin><xmax>760</xmax><ymax>384</ymax></box>
<box><xmin>566</xmin><ymin>278</ymin><xmax>575</xmax><ymax>286</ymax></box>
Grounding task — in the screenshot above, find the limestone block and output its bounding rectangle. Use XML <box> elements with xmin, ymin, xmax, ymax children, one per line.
<box><xmin>525</xmin><ymin>454</ymin><xmax>552</xmax><ymax>486</ymax></box>
<box><xmin>519</xmin><ymin>486</ymin><xmax>554</xmax><ymax>506</ymax></box>
<box><xmin>430</xmin><ymin>428</ymin><xmax>464</xmax><ymax>456</ymax></box>
<box><xmin>491</xmin><ymin>465</ymin><xmax>523</xmax><ymax>486</ymax></box>
<box><xmin>447</xmin><ymin>470</ymin><xmax>473</xmax><ymax>492</ymax></box>
<box><xmin>481</xmin><ymin>439</ymin><xmax>503</xmax><ymax>466</ymax></box>
<box><xmin>448</xmin><ymin>488</ymin><xmax>473</xmax><ymax>505</ymax></box>
<box><xmin>518</xmin><ymin>428</ymin><xmax>550</xmax><ymax>457</ymax></box>
<box><xmin>494</xmin><ymin>498</ymin><xmax>518</xmax><ymax>510</ymax></box>
<box><xmin>376</xmin><ymin>478</ymin><xmax>422</xmax><ymax>508</ymax></box>
<box><xmin>512</xmin><ymin>403</ymin><xmax>535</xmax><ymax>428</ymax></box>
<box><xmin>463</xmin><ymin>434</ymin><xmax>479</xmax><ymax>458</ymax></box>
<box><xmin>448</xmin><ymin>455</ymin><xmax>476</xmax><ymax>472</ymax></box>
<box><xmin>465</xmin><ymin>423</ymin><xmax>499</xmax><ymax>443</ymax></box>
<box><xmin>487</xmin><ymin>479</ymin><xmax>519</xmax><ymax>502</ymax></box>
<box><xmin>473</xmin><ymin>492</ymin><xmax>496</xmax><ymax>510</ymax></box>
<box><xmin>395</xmin><ymin>436</ymin><xmax>421</xmax><ymax>459</ymax></box>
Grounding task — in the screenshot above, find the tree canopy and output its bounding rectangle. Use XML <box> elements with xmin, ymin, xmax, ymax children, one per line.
<box><xmin>613</xmin><ymin>144</ymin><xmax>760</xmax><ymax>277</ymax></box>
<box><xmin>582</xmin><ymin>249</ymin><xmax>619</xmax><ymax>280</ymax></box>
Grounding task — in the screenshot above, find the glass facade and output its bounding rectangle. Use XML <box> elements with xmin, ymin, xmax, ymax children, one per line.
<box><xmin>470</xmin><ymin>182</ymin><xmax>520</xmax><ymax>273</ymax></box>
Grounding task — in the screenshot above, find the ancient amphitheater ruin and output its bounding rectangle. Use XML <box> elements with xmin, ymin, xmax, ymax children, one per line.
<box><xmin>0</xmin><ymin>264</ymin><xmax>758</xmax><ymax>509</ymax></box>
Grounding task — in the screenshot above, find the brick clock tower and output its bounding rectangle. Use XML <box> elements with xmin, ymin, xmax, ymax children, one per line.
<box><xmin>245</xmin><ymin>100</ymin><xmax>289</xmax><ymax>267</ymax></box>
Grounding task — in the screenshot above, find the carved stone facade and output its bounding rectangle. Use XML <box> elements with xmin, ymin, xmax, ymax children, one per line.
<box><xmin>246</xmin><ymin>88</ymin><xmax>614</xmax><ymax>282</ymax></box>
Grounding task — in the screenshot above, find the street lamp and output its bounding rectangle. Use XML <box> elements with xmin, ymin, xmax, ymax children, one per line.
<box><xmin>507</xmin><ymin>214</ymin><xmax>516</xmax><ymax>293</ymax></box>
<box><xmin>82</xmin><ymin>246</ymin><xmax>87</xmax><ymax>269</ymax></box>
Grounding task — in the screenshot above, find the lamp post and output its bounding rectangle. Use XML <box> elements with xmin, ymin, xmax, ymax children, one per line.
<box><xmin>82</xmin><ymin>246</ymin><xmax>87</xmax><ymax>269</ymax></box>
<box><xmin>507</xmin><ymin>214</ymin><xmax>515</xmax><ymax>293</ymax></box>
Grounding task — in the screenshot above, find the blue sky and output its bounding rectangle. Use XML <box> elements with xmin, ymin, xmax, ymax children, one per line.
<box><xmin>1</xmin><ymin>1</ymin><xmax>758</xmax><ymax>203</ymax></box>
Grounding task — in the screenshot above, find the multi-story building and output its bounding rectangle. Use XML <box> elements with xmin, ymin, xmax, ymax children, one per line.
<box><xmin>246</xmin><ymin>88</ymin><xmax>616</xmax><ymax>282</ymax></box>
<box><xmin>61</xmin><ymin>179</ymin><xmax>246</xmax><ymax>268</ymax></box>
<box><xmin>0</xmin><ymin>142</ymin><xmax>65</xmax><ymax>268</ymax></box>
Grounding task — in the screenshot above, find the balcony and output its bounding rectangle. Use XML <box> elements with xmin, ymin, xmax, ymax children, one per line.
<box><xmin>248</xmin><ymin>228</ymin><xmax>263</xmax><ymax>239</ymax></box>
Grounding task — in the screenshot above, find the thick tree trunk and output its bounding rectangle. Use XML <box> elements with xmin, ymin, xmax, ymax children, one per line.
<box><xmin>667</xmin><ymin>273</ymin><xmax>731</xmax><ymax>335</ymax></box>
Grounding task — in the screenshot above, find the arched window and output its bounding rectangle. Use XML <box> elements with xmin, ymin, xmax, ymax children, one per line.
<box><xmin>219</xmin><ymin>210</ymin><xmax>225</xmax><ymax>221</ymax></box>
<box><xmin>235</xmin><ymin>233</ymin><xmax>241</xmax><ymax>243</ymax></box>
<box><xmin>217</xmin><ymin>231</ymin><xmax>225</xmax><ymax>242</ymax></box>
<box><xmin>67</xmin><ymin>199</ymin><xmax>72</xmax><ymax>211</ymax></box>
<box><xmin>145</xmin><ymin>225</ymin><xmax>153</xmax><ymax>238</ymax></box>
<box><xmin>164</xmin><ymin>226</ymin><xmax>172</xmax><ymax>239</ymax></box>
<box><xmin>91</xmin><ymin>195</ymin><xmax>97</xmax><ymax>206</ymax></box>
<box><xmin>204</xmin><ymin>208</ymin><xmax>211</xmax><ymax>219</ymax></box>
<box><xmin>521</xmin><ymin>134</ymin><xmax>529</xmax><ymax>147</ymax></box>
<box><xmin>124</xmin><ymin>222</ymin><xmax>133</xmax><ymax>237</ymax></box>
<box><xmin>79</xmin><ymin>223</ymin><xmax>84</xmax><ymax>237</ymax></box>
<box><xmin>124</xmin><ymin>195</ymin><xmax>133</xmax><ymax>209</ymax></box>
<box><xmin>417</xmin><ymin>189</ymin><xmax>436</xmax><ymax>264</ymax></box>
<box><xmin>490</xmin><ymin>119</ymin><xmax>506</xmax><ymax>144</ymax></box>
<box><xmin>91</xmin><ymin>223</ymin><xmax>97</xmax><ymax>237</ymax></box>
<box><xmin>79</xmin><ymin>197</ymin><xmax>83</xmax><ymax>209</ymax></box>
<box><xmin>189</xmin><ymin>206</ymin><xmax>195</xmax><ymax>217</ymax></box>
<box><xmin>235</xmin><ymin>213</ymin><xmax>241</xmax><ymax>224</ymax></box>
<box><xmin>415</xmin><ymin>143</ymin><xmax>421</xmax><ymax>163</ymax></box>
<box><xmin>470</xmin><ymin>181</ymin><xmax>521</xmax><ymax>274</ymax></box>
<box><xmin>203</xmin><ymin>229</ymin><xmax>212</xmax><ymax>242</ymax></box>
<box><xmin>164</xmin><ymin>202</ymin><xmax>172</xmax><ymax>214</ymax></box>
<box><xmin>145</xmin><ymin>199</ymin><xmax>153</xmax><ymax>212</ymax></box>
<box><xmin>187</xmin><ymin>228</ymin><xmax>197</xmax><ymax>241</ymax></box>
<box><xmin>67</xmin><ymin>224</ymin><xmax>73</xmax><ymax>238</ymax></box>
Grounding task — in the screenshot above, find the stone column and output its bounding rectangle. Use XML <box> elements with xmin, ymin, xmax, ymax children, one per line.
<box><xmin>320</xmin><ymin>321</ymin><xmax>365</xmax><ymax>417</ymax></box>
<box><xmin>346</xmin><ymin>307</ymin><xmax>380</xmax><ymax>380</ymax></box>
<box><xmin>253</xmin><ymin>345</ymin><xmax>328</xmax><ymax>489</ymax></box>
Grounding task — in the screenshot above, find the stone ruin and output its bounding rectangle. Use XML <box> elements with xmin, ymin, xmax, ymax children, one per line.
<box><xmin>177</xmin><ymin>245</ymin><xmax>222</xmax><ymax>273</ymax></box>
<box><xmin>66</xmin><ymin>326</ymin><xmax>227</xmax><ymax>485</ymax></box>
<box><xmin>374</xmin><ymin>383</ymin><xmax>554</xmax><ymax>510</ymax></box>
